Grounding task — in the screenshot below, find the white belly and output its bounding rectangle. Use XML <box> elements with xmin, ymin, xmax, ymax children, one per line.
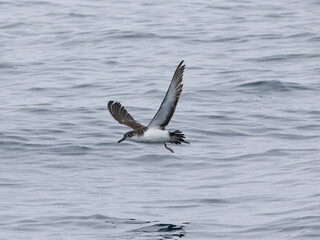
<box><xmin>132</xmin><ymin>128</ymin><xmax>170</xmax><ymax>143</ymax></box>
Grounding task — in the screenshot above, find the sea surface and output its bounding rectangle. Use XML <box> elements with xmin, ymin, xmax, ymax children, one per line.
<box><xmin>1</xmin><ymin>0</ymin><xmax>320</xmax><ymax>239</ymax></box>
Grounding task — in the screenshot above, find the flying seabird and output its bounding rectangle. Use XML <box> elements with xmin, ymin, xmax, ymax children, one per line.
<box><xmin>108</xmin><ymin>60</ymin><xmax>189</xmax><ymax>153</ymax></box>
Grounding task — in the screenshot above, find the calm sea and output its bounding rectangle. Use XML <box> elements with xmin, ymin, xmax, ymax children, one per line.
<box><xmin>1</xmin><ymin>0</ymin><xmax>320</xmax><ymax>239</ymax></box>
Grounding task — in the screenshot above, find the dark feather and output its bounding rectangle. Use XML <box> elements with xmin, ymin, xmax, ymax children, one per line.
<box><xmin>108</xmin><ymin>101</ymin><xmax>145</xmax><ymax>130</ymax></box>
<box><xmin>148</xmin><ymin>60</ymin><xmax>185</xmax><ymax>129</ymax></box>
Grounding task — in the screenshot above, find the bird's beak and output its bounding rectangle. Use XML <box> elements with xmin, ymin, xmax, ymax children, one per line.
<box><xmin>118</xmin><ymin>137</ymin><xmax>126</xmax><ymax>143</ymax></box>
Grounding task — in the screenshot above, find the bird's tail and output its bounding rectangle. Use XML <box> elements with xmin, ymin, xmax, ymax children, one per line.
<box><xmin>169</xmin><ymin>130</ymin><xmax>190</xmax><ymax>144</ymax></box>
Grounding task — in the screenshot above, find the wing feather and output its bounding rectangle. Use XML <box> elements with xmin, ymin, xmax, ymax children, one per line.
<box><xmin>148</xmin><ymin>60</ymin><xmax>185</xmax><ymax>129</ymax></box>
<box><xmin>108</xmin><ymin>101</ymin><xmax>145</xmax><ymax>130</ymax></box>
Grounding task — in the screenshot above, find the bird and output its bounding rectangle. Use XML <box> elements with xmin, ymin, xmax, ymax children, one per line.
<box><xmin>107</xmin><ymin>60</ymin><xmax>189</xmax><ymax>153</ymax></box>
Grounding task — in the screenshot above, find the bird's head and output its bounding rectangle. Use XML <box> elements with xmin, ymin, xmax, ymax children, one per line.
<box><xmin>118</xmin><ymin>130</ymin><xmax>136</xmax><ymax>143</ymax></box>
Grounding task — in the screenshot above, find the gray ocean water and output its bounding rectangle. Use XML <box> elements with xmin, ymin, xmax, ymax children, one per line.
<box><xmin>1</xmin><ymin>0</ymin><xmax>320</xmax><ymax>239</ymax></box>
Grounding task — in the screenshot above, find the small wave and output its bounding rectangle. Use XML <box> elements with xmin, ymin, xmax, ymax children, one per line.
<box><xmin>5</xmin><ymin>214</ymin><xmax>116</xmax><ymax>232</ymax></box>
<box><xmin>27</xmin><ymin>87</ymin><xmax>60</xmax><ymax>92</ymax></box>
<box><xmin>72</xmin><ymin>83</ymin><xmax>102</xmax><ymax>89</ymax></box>
<box><xmin>199</xmin><ymin>198</ymin><xmax>229</xmax><ymax>204</ymax></box>
<box><xmin>0</xmin><ymin>133</ymin><xmax>28</xmax><ymax>142</ymax></box>
<box><xmin>44</xmin><ymin>145</ymin><xmax>91</xmax><ymax>156</ymax></box>
<box><xmin>68</xmin><ymin>13</ymin><xmax>95</xmax><ymax>18</ymax></box>
<box><xmin>247</xmin><ymin>53</ymin><xmax>320</xmax><ymax>62</ymax></box>
<box><xmin>191</xmin><ymin>36</ymin><xmax>246</xmax><ymax>43</ymax></box>
<box><xmin>309</xmin><ymin>36</ymin><xmax>320</xmax><ymax>42</ymax></box>
<box><xmin>0</xmin><ymin>63</ymin><xmax>18</xmax><ymax>69</ymax></box>
<box><xmin>25</xmin><ymin>107</ymin><xmax>53</xmax><ymax>114</ymax></box>
<box><xmin>0</xmin><ymin>140</ymin><xmax>24</xmax><ymax>147</ymax></box>
<box><xmin>237</xmin><ymin>80</ymin><xmax>311</xmax><ymax>93</ymax></box>
<box><xmin>28</xmin><ymin>87</ymin><xmax>47</xmax><ymax>91</ymax></box>
<box><xmin>102</xmin><ymin>30</ymin><xmax>184</xmax><ymax>40</ymax></box>
<box><xmin>109</xmin><ymin>30</ymin><xmax>160</xmax><ymax>39</ymax></box>
<box><xmin>0</xmin><ymin>22</ymin><xmax>28</xmax><ymax>29</ymax></box>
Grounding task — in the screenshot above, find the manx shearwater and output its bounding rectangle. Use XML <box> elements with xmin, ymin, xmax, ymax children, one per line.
<box><xmin>108</xmin><ymin>60</ymin><xmax>189</xmax><ymax>153</ymax></box>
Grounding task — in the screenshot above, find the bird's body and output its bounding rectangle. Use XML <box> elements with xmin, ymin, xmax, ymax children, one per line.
<box><xmin>130</xmin><ymin>128</ymin><xmax>171</xmax><ymax>143</ymax></box>
<box><xmin>107</xmin><ymin>60</ymin><xmax>189</xmax><ymax>153</ymax></box>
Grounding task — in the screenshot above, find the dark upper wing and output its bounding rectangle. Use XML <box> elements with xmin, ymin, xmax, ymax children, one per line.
<box><xmin>148</xmin><ymin>60</ymin><xmax>185</xmax><ymax>129</ymax></box>
<box><xmin>108</xmin><ymin>101</ymin><xmax>145</xmax><ymax>130</ymax></box>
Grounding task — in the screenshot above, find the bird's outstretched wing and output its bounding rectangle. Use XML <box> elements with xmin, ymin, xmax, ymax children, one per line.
<box><xmin>108</xmin><ymin>101</ymin><xmax>145</xmax><ymax>130</ymax></box>
<box><xmin>148</xmin><ymin>60</ymin><xmax>185</xmax><ymax>129</ymax></box>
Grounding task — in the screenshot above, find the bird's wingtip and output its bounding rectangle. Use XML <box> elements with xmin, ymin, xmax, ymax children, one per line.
<box><xmin>107</xmin><ymin>100</ymin><xmax>114</xmax><ymax>107</ymax></box>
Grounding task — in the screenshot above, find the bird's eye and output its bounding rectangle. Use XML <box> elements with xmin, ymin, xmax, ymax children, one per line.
<box><xmin>128</xmin><ymin>133</ymin><xmax>133</xmax><ymax>137</ymax></box>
